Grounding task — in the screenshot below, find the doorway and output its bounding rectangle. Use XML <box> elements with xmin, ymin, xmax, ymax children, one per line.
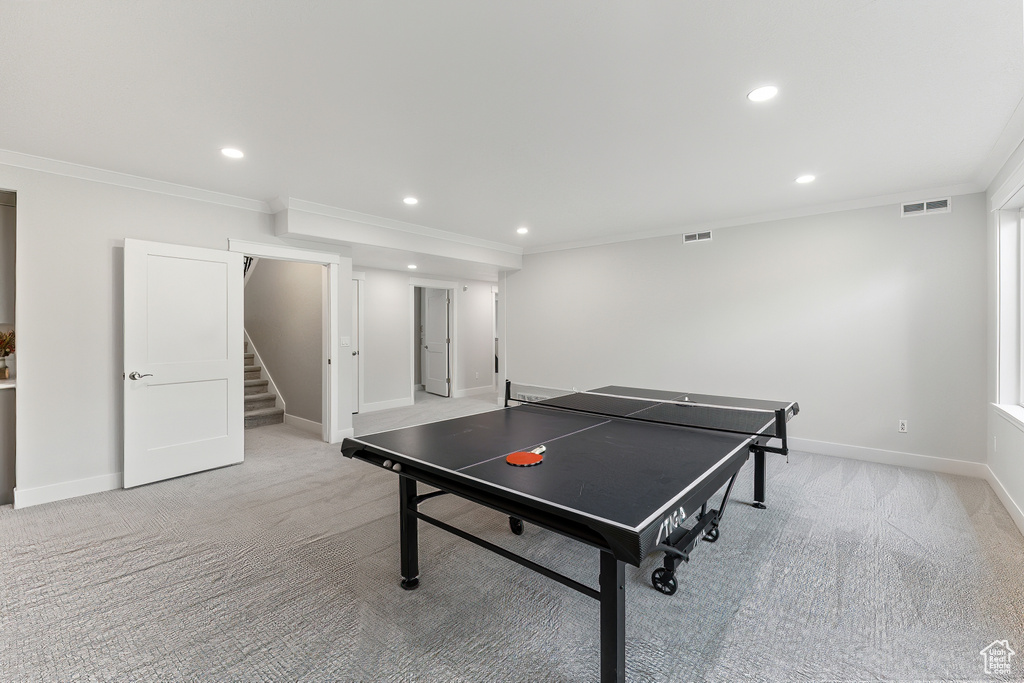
<box><xmin>0</xmin><ymin>189</ymin><xmax>15</xmax><ymax>506</ymax></box>
<box><xmin>422</xmin><ymin>287</ymin><xmax>450</xmax><ymax>397</ymax></box>
<box><xmin>229</xmin><ymin>239</ymin><xmax>343</xmax><ymax>443</ymax></box>
<box><xmin>492</xmin><ymin>286</ymin><xmax>499</xmax><ymax>384</ymax></box>
<box><xmin>121</xmin><ymin>238</ymin><xmax>345</xmax><ymax>491</ymax></box>
<box><xmin>351</xmin><ymin>275</ymin><xmax>362</xmax><ymax>414</ymax></box>
<box><xmin>243</xmin><ymin>258</ymin><xmax>324</xmax><ymax>435</ymax></box>
<box><xmin>410</xmin><ymin>278</ymin><xmax>456</xmax><ymax>402</ymax></box>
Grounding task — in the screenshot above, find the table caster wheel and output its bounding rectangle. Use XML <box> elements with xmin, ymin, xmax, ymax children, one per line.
<box><xmin>509</xmin><ymin>517</ymin><xmax>524</xmax><ymax>535</ymax></box>
<box><xmin>401</xmin><ymin>577</ymin><xmax>419</xmax><ymax>590</ymax></box>
<box><xmin>702</xmin><ymin>527</ymin><xmax>720</xmax><ymax>543</ymax></box>
<box><xmin>651</xmin><ymin>568</ymin><xmax>677</xmax><ymax>596</ymax></box>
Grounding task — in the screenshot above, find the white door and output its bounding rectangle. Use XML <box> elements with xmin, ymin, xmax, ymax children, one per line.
<box><xmin>123</xmin><ymin>239</ymin><xmax>244</xmax><ymax>488</ymax></box>
<box><xmin>423</xmin><ymin>288</ymin><xmax>450</xmax><ymax>397</ymax></box>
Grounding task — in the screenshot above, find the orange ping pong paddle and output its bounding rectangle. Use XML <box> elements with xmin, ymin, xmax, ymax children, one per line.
<box><xmin>506</xmin><ymin>445</ymin><xmax>546</xmax><ymax>467</ymax></box>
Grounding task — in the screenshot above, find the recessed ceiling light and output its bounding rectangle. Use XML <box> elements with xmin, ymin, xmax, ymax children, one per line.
<box><xmin>407</xmin><ymin>264</ymin><xmax>417</xmax><ymax>269</ymax></box>
<box><xmin>221</xmin><ymin>148</ymin><xmax>244</xmax><ymax>159</ymax></box>
<box><xmin>747</xmin><ymin>85</ymin><xmax>778</xmax><ymax>102</ymax></box>
<box><xmin>403</xmin><ymin>197</ymin><xmax>418</xmax><ymax>205</ymax></box>
<box><xmin>517</xmin><ymin>227</ymin><xmax>529</xmax><ymax>234</ymax></box>
<box><xmin>795</xmin><ymin>174</ymin><xmax>816</xmax><ymax>184</ymax></box>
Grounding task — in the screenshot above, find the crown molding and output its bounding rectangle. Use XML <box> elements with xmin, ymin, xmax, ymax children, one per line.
<box><xmin>0</xmin><ymin>148</ymin><xmax>273</xmax><ymax>214</ymax></box>
<box><xmin>978</xmin><ymin>92</ymin><xmax>1024</xmax><ymax>193</ymax></box>
<box><xmin>525</xmin><ymin>182</ymin><xmax>984</xmax><ymax>254</ymax></box>
<box><xmin>274</xmin><ymin>196</ymin><xmax>522</xmax><ymax>256</ymax></box>
<box><xmin>0</xmin><ymin>148</ymin><xmax>985</xmax><ymax>258</ymax></box>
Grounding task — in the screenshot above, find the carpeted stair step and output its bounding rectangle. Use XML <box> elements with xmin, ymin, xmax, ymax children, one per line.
<box><xmin>245</xmin><ymin>406</ymin><xmax>284</xmax><ymax>429</ymax></box>
<box><xmin>245</xmin><ymin>392</ymin><xmax>277</xmax><ymax>411</ymax></box>
<box><xmin>244</xmin><ymin>353</ymin><xmax>255</xmax><ymax>366</ymax></box>
<box><xmin>245</xmin><ymin>379</ymin><xmax>269</xmax><ymax>395</ymax></box>
<box><xmin>244</xmin><ymin>365</ymin><xmax>263</xmax><ymax>380</ymax></box>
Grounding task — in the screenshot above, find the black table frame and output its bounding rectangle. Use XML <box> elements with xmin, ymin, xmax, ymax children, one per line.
<box><xmin>348</xmin><ymin>456</ymin><xmax>769</xmax><ymax>680</ymax></box>
<box><xmin>391</xmin><ymin>457</ymin><xmax>749</xmax><ymax>683</ymax></box>
<box><xmin>343</xmin><ymin>385</ymin><xmax>796</xmax><ymax>682</ymax></box>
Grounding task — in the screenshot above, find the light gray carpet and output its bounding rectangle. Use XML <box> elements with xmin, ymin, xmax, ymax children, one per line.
<box><xmin>1</xmin><ymin>397</ymin><xmax>1022</xmax><ymax>682</ymax></box>
<box><xmin>353</xmin><ymin>390</ymin><xmax>501</xmax><ymax>436</ymax></box>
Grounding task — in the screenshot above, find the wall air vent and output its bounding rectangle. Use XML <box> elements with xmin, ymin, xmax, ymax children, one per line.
<box><xmin>902</xmin><ymin>197</ymin><xmax>951</xmax><ymax>217</ymax></box>
<box><xmin>682</xmin><ymin>231</ymin><xmax>712</xmax><ymax>243</ymax></box>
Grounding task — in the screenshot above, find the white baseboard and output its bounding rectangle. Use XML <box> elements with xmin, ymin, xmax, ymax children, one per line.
<box><xmin>14</xmin><ymin>471</ymin><xmax>122</xmax><ymax>509</ymax></box>
<box><xmin>790</xmin><ymin>438</ymin><xmax>1024</xmax><ymax>535</ymax></box>
<box><xmin>330</xmin><ymin>426</ymin><xmax>354</xmax><ymax>444</ymax></box>
<box><xmin>453</xmin><ymin>385</ymin><xmax>498</xmax><ymax>399</ymax></box>
<box><xmin>985</xmin><ymin>465</ymin><xmax>1024</xmax><ymax>537</ymax></box>
<box><xmin>788</xmin><ymin>437</ymin><xmax>989</xmax><ymax>478</ymax></box>
<box><xmin>359</xmin><ymin>396</ymin><xmax>415</xmax><ymax>413</ymax></box>
<box><xmin>284</xmin><ymin>413</ymin><xmax>322</xmax><ymax>436</ymax></box>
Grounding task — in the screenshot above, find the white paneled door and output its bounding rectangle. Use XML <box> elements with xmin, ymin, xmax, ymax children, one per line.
<box><xmin>423</xmin><ymin>287</ymin><xmax>450</xmax><ymax>397</ymax></box>
<box><xmin>123</xmin><ymin>239</ymin><xmax>244</xmax><ymax>488</ymax></box>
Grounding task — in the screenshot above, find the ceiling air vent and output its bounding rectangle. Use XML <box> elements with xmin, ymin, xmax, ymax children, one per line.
<box><xmin>902</xmin><ymin>197</ymin><xmax>951</xmax><ymax>217</ymax></box>
<box><xmin>683</xmin><ymin>231</ymin><xmax>712</xmax><ymax>244</ymax></box>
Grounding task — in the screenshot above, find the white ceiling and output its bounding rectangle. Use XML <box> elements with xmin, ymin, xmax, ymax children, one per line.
<box><xmin>2</xmin><ymin>1</ymin><xmax>1023</xmax><ymax>257</ymax></box>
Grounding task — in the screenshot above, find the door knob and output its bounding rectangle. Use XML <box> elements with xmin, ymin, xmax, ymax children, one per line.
<box><xmin>128</xmin><ymin>371</ymin><xmax>153</xmax><ymax>380</ymax></box>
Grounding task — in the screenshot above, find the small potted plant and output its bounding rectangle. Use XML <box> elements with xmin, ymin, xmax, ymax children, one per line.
<box><xmin>0</xmin><ymin>330</ymin><xmax>13</xmax><ymax>380</ymax></box>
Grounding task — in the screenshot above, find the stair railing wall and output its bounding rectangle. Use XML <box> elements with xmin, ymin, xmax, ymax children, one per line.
<box><xmin>242</xmin><ymin>256</ymin><xmax>258</xmax><ymax>287</ymax></box>
<box><xmin>243</xmin><ymin>330</ymin><xmax>286</xmax><ymax>416</ymax></box>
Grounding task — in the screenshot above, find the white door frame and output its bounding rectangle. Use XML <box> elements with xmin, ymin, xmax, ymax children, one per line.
<box><xmin>422</xmin><ymin>287</ymin><xmax>451</xmax><ymax>397</ymax></box>
<box><xmin>229</xmin><ymin>239</ymin><xmax>341</xmax><ymax>442</ymax></box>
<box><xmin>491</xmin><ymin>284</ymin><xmax>499</xmax><ymax>390</ymax></box>
<box><xmin>352</xmin><ymin>272</ymin><xmax>365</xmax><ymax>414</ymax></box>
<box><xmin>410</xmin><ymin>277</ymin><xmax>457</xmax><ymax>400</ymax></box>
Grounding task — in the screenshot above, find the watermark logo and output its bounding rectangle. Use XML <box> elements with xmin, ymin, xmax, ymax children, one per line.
<box><xmin>655</xmin><ymin>505</ymin><xmax>686</xmax><ymax>545</ymax></box>
<box><xmin>980</xmin><ymin>640</ymin><xmax>1015</xmax><ymax>676</ymax></box>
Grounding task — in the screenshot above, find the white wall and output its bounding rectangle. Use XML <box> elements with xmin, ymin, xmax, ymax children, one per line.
<box><xmin>506</xmin><ymin>193</ymin><xmax>988</xmax><ymax>466</ymax></box>
<box><xmin>0</xmin><ymin>152</ymin><xmax>999</xmax><ymax>519</ymax></box>
<box><xmin>455</xmin><ymin>281</ymin><xmax>497</xmax><ymax>394</ymax></box>
<box><xmin>0</xmin><ymin>162</ymin><xmax>354</xmax><ymax>507</ymax></box>
<box><xmin>361</xmin><ymin>269</ymin><xmax>413</xmax><ymax>409</ymax></box>
<box><xmin>359</xmin><ymin>268</ymin><xmax>500</xmax><ymax>411</ymax></box>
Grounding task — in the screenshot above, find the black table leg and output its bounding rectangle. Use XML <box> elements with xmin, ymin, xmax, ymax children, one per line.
<box><xmin>599</xmin><ymin>551</ymin><xmax>625</xmax><ymax>683</ymax></box>
<box><xmin>753</xmin><ymin>447</ymin><xmax>766</xmax><ymax>509</ymax></box>
<box><xmin>399</xmin><ymin>476</ymin><xmax>420</xmax><ymax>589</ymax></box>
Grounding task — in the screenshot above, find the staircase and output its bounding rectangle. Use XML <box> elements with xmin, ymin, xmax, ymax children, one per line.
<box><xmin>245</xmin><ymin>341</ymin><xmax>284</xmax><ymax>428</ymax></box>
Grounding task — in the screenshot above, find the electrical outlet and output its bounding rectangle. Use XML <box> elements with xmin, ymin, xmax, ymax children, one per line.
<box><xmin>898</xmin><ymin>419</ymin><xmax>908</xmax><ymax>433</ymax></box>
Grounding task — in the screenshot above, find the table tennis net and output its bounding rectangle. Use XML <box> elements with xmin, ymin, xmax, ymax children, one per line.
<box><xmin>507</xmin><ymin>383</ymin><xmax>781</xmax><ymax>438</ymax></box>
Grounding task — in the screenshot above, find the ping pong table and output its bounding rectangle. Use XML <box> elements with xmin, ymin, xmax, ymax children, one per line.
<box><xmin>341</xmin><ymin>382</ymin><xmax>798</xmax><ymax>682</ymax></box>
